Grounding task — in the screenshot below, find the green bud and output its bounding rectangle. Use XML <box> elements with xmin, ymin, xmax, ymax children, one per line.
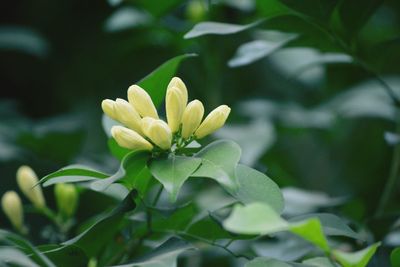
<box><xmin>54</xmin><ymin>183</ymin><xmax>79</xmax><ymax>219</ymax></box>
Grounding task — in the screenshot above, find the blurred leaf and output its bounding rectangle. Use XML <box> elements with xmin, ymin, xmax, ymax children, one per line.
<box><xmin>41</xmin><ymin>165</ymin><xmax>109</xmax><ymax>187</ymax></box>
<box><xmin>279</xmin><ymin>0</ymin><xmax>339</xmax><ymax>22</ymax></box>
<box><xmin>108</xmin><ymin>138</ymin><xmax>131</xmax><ymax>160</ymax></box>
<box><xmin>137</xmin><ymin>54</ymin><xmax>197</xmax><ymax>107</ymax></box>
<box><xmin>223</xmin><ymin>202</ymin><xmax>289</xmax><ymax>235</ymax></box>
<box><xmin>290</xmin><ymin>213</ymin><xmax>361</xmax><ymax>240</ymax></box>
<box><xmin>255</xmin><ymin>0</ymin><xmax>292</xmax><ymax>18</ymax></box>
<box><xmin>0</xmin><ymin>247</ymin><xmax>41</xmax><ymax>267</ymax></box>
<box><xmin>0</xmin><ymin>26</ymin><xmax>49</xmax><ymax>58</ymax></box>
<box><xmin>338</xmin><ymin>0</ymin><xmax>383</xmax><ymax>35</ymax></box>
<box><xmin>332</xmin><ymin>242</ymin><xmax>380</xmax><ymax>267</ymax></box>
<box><xmin>391</xmin><ymin>247</ymin><xmax>400</xmax><ymax>267</ymax></box>
<box><xmin>114</xmin><ymin>237</ymin><xmax>192</xmax><ymax>267</ymax></box>
<box><xmin>136</xmin><ymin>0</ymin><xmax>184</xmax><ymax>17</ymax></box>
<box><xmin>191</xmin><ymin>140</ymin><xmax>241</xmax><ymax>192</ymax></box>
<box><xmin>245</xmin><ymin>257</ymin><xmax>291</xmax><ymax>267</ymax></box>
<box><xmin>215</xmin><ymin>0</ymin><xmax>255</xmax><ymax>12</ymax></box>
<box><xmin>252</xmin><ymin>234</ymin><xmax>314</xmax><ymax>261</ymax></box>
<box><xmin>63</xmin><ymin>190</ymin><xmax>137</xmax><ymax>258</ymax></box>
<box><xmin>289</xmin><ymin>218</ymin><xmax>330</xmax><ymax>252</ymax></box>
<box><xmin>149</xmin><ymin>155</ymin><xmax>202</xmax><ymax>202</ymax></box>
<box><xmin>234</xmin><ymin>164</ymin><xmax>284</xmax><ymax>213</ymax></box>
<box><xmin>91</xmin><ymin>151</ymin><xmax>150</xmax><ymax>193</ymax></box>
<box><xmin>104</xmin><ymin>7</ymin><xmax>151</xmax><ymax>32</ymax></box>
<box><xmin>0</xmin><ymin>230</ymin><xmax>55</xmax><ymax>267</ymax></box>
<box><xmin>282</xmin><ymin>187</ymin><xmax>345</xmax><ymax>216</ymax></box>
<box><xmin>39</xmin><ymin>245</ymin><xmax>88</xmax><ymax>267</ymax></box>
<box><xmin>228</xmin><ymin>31</ymin><xmax>298</xmax><ymax>67</ymax></box>
<box><xmin>302</xmin><ymin>257</ymin><xmax>337</xmax><ymax>267</ymax></box>
<box><xmin>385</xmin><ymin>132</ymin><xmax>400</xmax><ymax>146</ymax></box>
<box><xmin>184</xmin><ymin>20</ymin><xmax>264</xmax><ymax>39</ymax></box>
<box><xmin>214</xmin><ymin>120</ymin><xmax>276</xmax><ymax>165</ymax></box>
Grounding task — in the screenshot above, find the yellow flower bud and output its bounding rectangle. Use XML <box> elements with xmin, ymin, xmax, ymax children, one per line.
<box><xmin>55</xmin><ymin>183</ymin><xmax>79</xmax><ymax>218</ymax></box>
<box><xmin>16</xmin><ymin>166</ymin><xmax>46</xmax><ymax>209</ymax></box>
<box><xmin>127</xmin><ymin>85</ymin><xmax>159</xmax><ymax>119</ymax></box>
<box><xmin>101</xmin><ymin>99</ymin><xmax>118</xmax><ymax>120</ymax></box>
<box><xmin>167</xmin><ymin>77</ymin><xmax>188</xmax><ymax>105</ymax></box>
<box><xmin>181</xmin><ymin>100</ymin><xmax>204</xmax><ymax>139</ymax></box>
<box><xmin>166</xmin><ymin>87</ymin><xmax>185</xmax><ymax>133</ymax></box>
<box><xmin>141</xmin><ymin>117</ymin><xmax>172</xmax><ymax>150</ymax></box>
<box><xmin>111</xmin><ymin>126</ymin><xmax>153</xmax><ymax>151</ymax></box>
<box><xmin>1</xmin><ymin>191</ymin><xmax>23</xmax><ymax>231</ymax></box>
<box><xmin>113</xmin><ymin>98</ymin><xmax>143</xmax><ymax>135</ymax></box>
<box><xmin>194</xmin><ymin>105</ymin><xmax>231</xmax><ymax>139</ymax></box>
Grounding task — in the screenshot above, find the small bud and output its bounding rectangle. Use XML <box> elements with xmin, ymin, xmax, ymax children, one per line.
<box><xmin>141</xmin><ymin>117</ymin><xmax>172</xmax><ymax>150</ymax></box>
<box><xmin>194</xmin><ymin>105</ymin><xmax>231</xmax><ymax>139</ymax></box>
<box><xmin>16</xmin><ymin>166</ymin><xmax>46</xmax><ymax>209</ymax></box>
<box><xmin>111</xmin><ymin>126</ymin><xmax>153</xmax><ymax>151</ymax></box>
<box><xmin>127</xmin><ymin>85</ymin><xmax>159</xmax><ymax>119</ymax></box>
<box><xmin>167</xmin><ymin>77</ymin><xmax>188</xmax><ymax>105</ymax></box>
<box><xmin>166</xmin><ymin>87</ymin><xmax>185</xmax><ymax>133</ymax></box>
<box><xmin>114</xmin><ymin>98</ymin><xmax>143</xmax><ymax>135</ymax></box>
<box><xmin>181</xmin><ymin>100</ymin><xmax>204</xmax><ymax>139</ymax></box>
<box><xmin>55</xmin><ymin>183</ymin><xmax>79</xmax><ymax>218</ymax></box>
<box><xmin>101</xmin><ymin>99</ymin><xmax>118</xmax><ymax>120</ymax></box>
<box><xmin>1</xmin><ymin>191</ymin><xmax>23</xmax><ymax>231</ymax></box>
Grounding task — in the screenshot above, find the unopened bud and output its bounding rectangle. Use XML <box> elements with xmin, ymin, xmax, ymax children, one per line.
<box><xmin>141</xmin><ymin>117</ymin><xmax>172</xmax><ymax>150</ymax></box>
<box><xmin>167</xmin><ymin>77</ymin><xmax>188</xmax><ymax>105</ymax></box>
<box><xmin>1</xmin><ymin>191</ymin><xmax>23</xmax><ymax>231</ymax></box>
<box><xmin>166</xmin><ymin>87</ymin><xmax>185</xmax><ymax>133</ymax></box>
<box><xmin>101</xmin><ymin>99</ymin><xmax>118</xmax><ymax>120</ymax></box>
<box><xmin>55</xmin><ymin>183</ymin><xmax>79</xmax><ymax>218</ymax></box>
<box><xmin>181</xmin><ymin>100</ymin><xmax>204</xmax><ymax>139</ymax></box>
<box><xmin>114</xmin><ymin>98</ymin><xmax>143</xmax><ymax>135</ymax></box>
<box><xmin>194</xmin><ymin>105</ymin><xmax>231</xmax><ymax>139</ymax></box>
<box><xmin>16</xmin><ymin>166</ymin><xmax>46</xmax><ymax>209</ymax></box>
<box><xmin>111</xmin><ymin>126</ymin><xmax>153</xmax><ymax>151</ymax></box>
<box><xmin>127</xmin><ymin>85</ymin><xmax>159</xmax><ymax>119</ymax></box>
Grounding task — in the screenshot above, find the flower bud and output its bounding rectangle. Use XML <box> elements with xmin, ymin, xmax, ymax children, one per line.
<box><xmin>101</xmin><ymin>99</ymin><xmax>118</xmax><ymax>120</ymax></box>
<box><xmin>167</xmin><ymin>77</ymin><xmax>188</xmax><ymax>106</ymax></box>
<box><xmin>55</xmin><ymin>183</ymin><xmax>79</xmax><ymax>218</ymax></box>
<box><xmin>181</xmin><ymin>100</ymin><xmax>204</xmax><ymax>139</ymax></box>
<box><xmin>111</xmin><ymin>126</ymin><xmax>153</xmax><ymax>151</ymax></box>
<box><xmin>141</xmin><ymin>117</ymin><xmax>172</xmax><ymax>150</ymax></box>
<box><xmin>194</xmin><ymin>105</ymin><xmax>231</xmax><ymax>139</ymax></box>
<box><xmin>16</xmin><ymin>166</ymin><xmax>46</xmax><ymax>209</ymax></box>
<box><xmin>166</xmin><ymin>87</ymin><xmax>185</xmax><ymax>133</ymax></box>
<box><xmin>1</xmin><ymin>191</ymin><xmax>23</xmax><ymax>231</ymax></box>
<box><xmin>127</xmin><ymin>85</ymin><xmax>159</xmax><ymax>119</ymax></box>
<box><xmin>114</xmin><ymin>98</ymin><xmax>143</xmax><ymax>135</ymax></box>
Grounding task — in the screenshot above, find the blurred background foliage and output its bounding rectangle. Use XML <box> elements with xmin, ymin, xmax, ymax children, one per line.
<box><xmin>1</xmin><ymin>0</ymin><xmax>400</xmax><ymax>264</ymax></box>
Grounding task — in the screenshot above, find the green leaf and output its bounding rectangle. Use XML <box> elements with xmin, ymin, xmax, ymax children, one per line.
<box><xmin>255</xmin><ymin>0</ymin><xmax>293</xmax><ymax>18</ymax></box>
<box><xmin>228</xmin><ymin>32</ymin><xmax>298</xmax><ymax>67</ymax></box>
<box><xmin>149</xmin><ymin>155</ymin><xmax>202</xmax><ymax>202</ymax></box>
<box><xmin>338</xmin><ymin>0</ymin><xmax>383</xmax><ymax>35</ymax></box>
<box><xmin>104</xmin><ymin>7</ymin><xmax>151</xmax><ymax>32</ymax></box>
<box><xmin>0</xmin><ymin>229</ymin><xmax>55</xmax><ymax>267</ymax></box>
<box><xmin>0</xmin><ymin>247</ymin><xmax>41</xmax><ymax>267</ymax></box>
<box><xmin>391</xmin><ymin>247</ymin><xmax>400</xmax><ymax>267</ymax></box>
<box><xmin>184</xmin><ymin>20</ymin><xmax>264</xmax><ymax>39</ymax></box>
<box><xmin>39</xmin><ymin>245</ymin><xmax>88</xmax><ymax>267</ymax></box>
<box><xmin>332</xmin><ymin>243</ymin><xmax>380</xmax><ymax>267</ymax></box>
<box><xmin>279</xmin><ymin>0</ymin><xmax>339</xmax><ymax>22</ymax></box>
<box><xmin>289</xmin><ymin>218</ymin><xmax>330</xmax><ymax>252</ymax></box>
<box><xmin>108</xmin><ymin>137</ymin><xmax>131</xmax><ymax>160</ymax></box>
<box><xmin>136</xmin><ymin>0</ymin><xmax>184</xmax><ymax>17</ymax></box>
<box><xmin>245</xmin><ymin>257</ymin><xmax>291</xmax><ymax>267</ymax></box>
<box><xmin>302</xmin><ymin>257</ymin><xmax>337</xmax><ymax>267</ymax></box>
<box><xmin>90</xmin><ymin>151</ymin><xmax>150</xmax><ymax>193</ymax></box>
<box><xmin>233</xmin><ymin>164</ymin><xmax>284</xmax><ymax>213</ymax></box>
<box><xmin>115</xmin><ymin>237</ymin><xmax>192</xmax><ymax>267</ymax></box>
<box><xmin>290</xmin><ymin>213</ymin><xmax>361</xmax><ymax>240</ymax></box>
<box><xmin>63</xmin><ymin>190</ymin><xmax>137</xmax><ymax>258</ymax></box>
<box><xmin>40</xmin><ymin>165</ymin><xmax>109</xmax><ymax>187</ymax></box>
<box><xmin>191</xmin><ymin>140</ymin><xmax>241</xmax><ymax>192</ymax></box>
<box><xmin>223</xmin><ymin>202</ymin><xmax>289</xmax><ymax>235</ymax></box>
<box><xmin>137</xmin><ymin>54</ymin><xmax>197</xmax><ymax>107</ymax></box>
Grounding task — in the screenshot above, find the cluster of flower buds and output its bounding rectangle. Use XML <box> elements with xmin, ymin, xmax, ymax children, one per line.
<box><xmin>1</xmin><ymin>166</ymin><xmax>79</xmax><ymax>232</ymax></box>
<box><xmin>102</xmin><ymin>77</ymin><xmax>231</xmax><ymax>152</ymax></box>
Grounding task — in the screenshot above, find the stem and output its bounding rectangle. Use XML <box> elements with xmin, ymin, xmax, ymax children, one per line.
<box><xmin>375</xmin><ymin>110</ymin><xmax>400</xmax><ymax>217</ymax></box>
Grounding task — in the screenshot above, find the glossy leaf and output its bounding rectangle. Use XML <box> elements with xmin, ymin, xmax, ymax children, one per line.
<box><xmin>0</xmin><ymin>247</ymin><xmax>41</xmax><ymax>267</ymax></box>
<box><xmin>149</xmin><ymin>155</ymin><xmax>202</xmax><ymax>202</ymax></box>
<box><xmin>302</xmin><ymin>257</ymin><xmax>337</xmax><ymax>267</ymax></box>
<box><xmin>245</xmin><ymin>257</ymin><xmax>291</xmax><ymax>267</ymax></box>
<box><xmin>233</xmin><ymin>164</ymin><xmax>284</xmax><ymax>213</ymax></box>
<box><xmin>40</xmin><ymin>165</ymin><xmax>109</xmax><ymax>187</ymax></box>
<box><xmin>223</xmin><ymin>202</ymin><xmax>289</xmax><ymax>235</ymax></box>
<box><xmin>289</xmin><ymin>218</ymin><xmax>330</xmax><ymax>252</ymax></box>
<box><xmin>63</xmin><ymin>190</ymin><xmax>137</xmax><ymax>258</ymax></box>
<box><xmin>184</xmin><ymin>20</ymin><xmax>263</xmax><ymax>39</ymax></box>
<box><xmin>191</xmin><ymin>140</ymin><xmax>241</xmax><ymax>192</ymax></box>
<box><xmin>114</xmin><ymin>237</ymin><xmax>192</xmax><ymax>267</ymax></box>
<box><xmin>332</xmin><ymin>243</ymin><xmax>380</xmax><ymax>267</ymax></box>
